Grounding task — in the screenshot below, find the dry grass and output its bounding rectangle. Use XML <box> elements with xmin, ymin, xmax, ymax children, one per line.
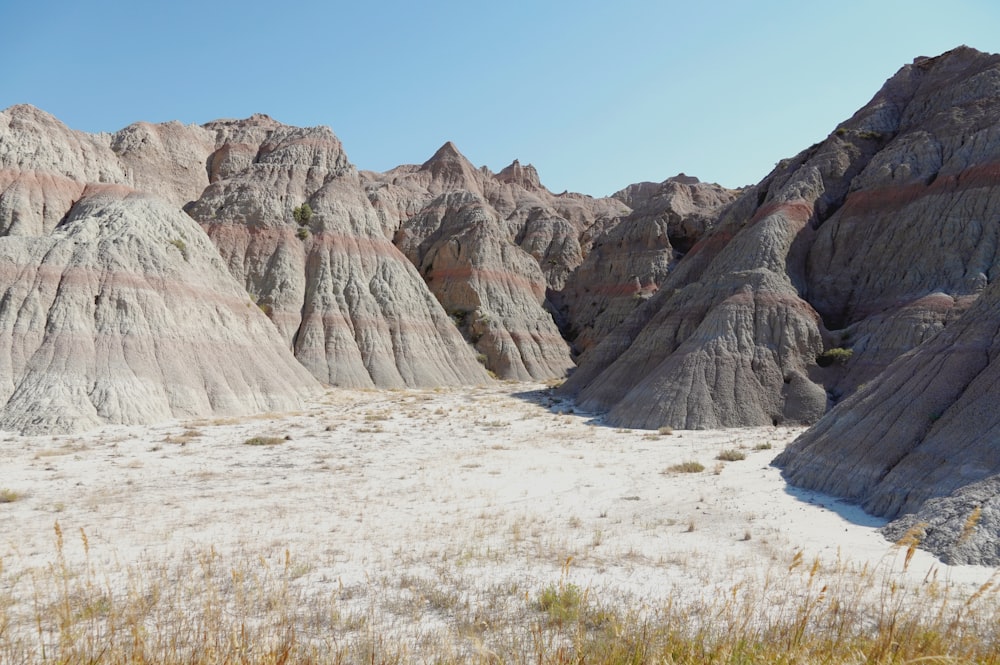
<box><xmin>664</xmin><ymin>461</ymin><xmax>705</xmax><ymax>474</ymax></box>
<box><xmin>164</xmin><ymin>428</ymin><xmax>202</xmax><ymax>445</ymax></box>
<box><xmin>0</xmin><ymin>488</ymin><xmax>20</xmax><ymax>503</ymax></box>
<box><xmin>243</xmin><ymin>436</ymin><xmax>286</xmax><ymax>446</ymax></box>
<box><xmin>5</xmin><ymin>528</ymin><xmax>1000</xmax><ymax>665</ymax></box>
<box><xmin>716</xmin><ymin>449</ymin><xmax>746</xmax><ymax>462</ymax></box>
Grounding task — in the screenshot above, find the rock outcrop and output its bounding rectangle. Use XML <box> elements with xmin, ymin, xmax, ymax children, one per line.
<box><xmin>364</xmin><ymin>143</ymin><xmax>630</xmax><ymax>380</ymax></box>
<box><xmin>562</xmin><ymin>46</ymin><xmax>1000</xmax><ymax>434</ymax></box>
<box><xmin>764</xmin><ymin>46</ymin><xmax>1000</xmax><ymax>565</ymax></box>
<box><xmin>776</xmin><ymin>276</ymin><xmax>1000</xmax><ymax>563</ymax></box>
<box><xmin>559</xmin><ymin>175</ymin><xmax>738</xmax><ymax>354</ymax></box>
<box><xmin>185</xmin><ymin>120</ymin><xmax>490</xmax><ymax>388</ymax></box>
<box><xmin>0</xmin><ymin>189</ymin><xmax>321</xmax><ymax>433</ymax></box>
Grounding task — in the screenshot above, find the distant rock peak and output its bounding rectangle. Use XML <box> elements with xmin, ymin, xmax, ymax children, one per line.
<box><xmin>497</xmin><ymin>159</ymin><xmax>542</xmax><ymax>190</ymax></box>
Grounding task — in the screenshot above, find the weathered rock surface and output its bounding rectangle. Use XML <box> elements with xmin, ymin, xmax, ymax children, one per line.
<box><xmin>364</xmin><ymin>143</ymin><xmax>630</xmax><ymax>380</ymax></box>
<box><xmin>562</xmin><ymin>46</ymin><xmax>1000</xmax><ymax>435</ymax></box>
<box><xmin>559</xmin><ymin>175</ymin><xmax>738</xmax><ymax>353</ymax></box>
<box><xmin>0</xmin><ymin>190</ymin><xmax>321</xmax><ymax>433</ymax></box>
<box><xmin>776</xmin><ymin>276</ymin><xmax>1000</xmax><ymax>563</ymax></box>
<box><xmin>882</xmin><ymin>476</ymin><xmax>1000</xmax><ymax>565</ymax></box>
<box><xmin>185</xmin><ymin>120</ymin><xmax>490</xmax><ymax>388</ymax></box>
<box><xmin>766</xmin><ymin>46</ymin><xmax>1000</xmax><ymax>564</ymax></box>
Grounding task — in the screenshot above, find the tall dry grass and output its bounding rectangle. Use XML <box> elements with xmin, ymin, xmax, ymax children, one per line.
<box><xmin>2</xmin><ymin>523</ymin><xmax>1000</xmax><ymax>664</ymax></box>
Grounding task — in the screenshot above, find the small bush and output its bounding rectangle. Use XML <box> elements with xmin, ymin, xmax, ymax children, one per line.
<box><xmin>0</xmin><ymin>488</ymin><xmax>20</xmax><ymax>503</ymax></box>
<box><xmin>816</xmin><ymin>347</ymin><xmax>853</xmax><ymax>367</ymax></box>
<box><xmin>658</xmin><ymin>426</ymin><xmax>674</xmax><ymax>436</ymax></box>
<box><xmin>665</xmin><ymin>461</ymin><xmax>705</xmax><ymax>474</ymax></box>
<box><xmin>754</xmin><ymin>442</ymin><xmax>773</xmax><ymax>451</ymax></box>
<box><xmin>243</xmin><ymin>436</ymin><xmax>285</xmax><ymax>446</ymax></box>
<box><xmin>537</xmin><ymin>583</ymin><xmax>584</xmax><ymax>625</ymax></box>
<box><xmin>292</xmin><ymin>203</ymin><xmax>313</xmax><ymax>225</ymax></box>
<box><xmin>295</xmin><ymin>226</ymin><xmax>310</xmax><ymax>240</ymax></box>
<box><xmin>717</xmin><ymin>449</ymin><xmax>747</xmax><ymax>462</ymax></box>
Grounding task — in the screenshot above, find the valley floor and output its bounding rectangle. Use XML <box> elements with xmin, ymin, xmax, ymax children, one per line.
<box><xmin>1</xmin><ymin>383</ymin><xmax>997</xmax><ymax>662</ymax></box>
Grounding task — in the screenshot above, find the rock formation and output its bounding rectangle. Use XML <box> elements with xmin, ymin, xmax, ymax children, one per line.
<box><xmin>185</xmin><ymin>120</ymin><xmax>490</xmax><ymax>388</ymax></box>
<box><xmin>562</xmin><ymin>46</ymin><xmax>1000</xmax><ymax>435</ymax></box>
<box><xmin>0</xmin><ymin>189</ymin><xmax>321</xmax><ymax>433</ymax></box>
<box><xmin>764</xmin><ymin>46</ymin><xmax>1000</xmax><ymax>564</ymax></box>
<box><xmin>776</xmin><ymin>275</ymin><xmax>1000</xmax><ymax>564</ymax></box>
<box><xmin>363</xmin><ymin>143</ymin><xmax>631</xmax><ymax>380</ymax></box>
<box><xmin>559</xmin><ymin>175</ymin><xmax>738</xmax><ymax>354</ymax></box>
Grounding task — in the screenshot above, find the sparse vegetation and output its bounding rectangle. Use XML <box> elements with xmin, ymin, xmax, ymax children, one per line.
<box><xmin>537</xmin><ymin>581</ymin><xmax>585</xmax><ymax>626</ymax></box>
<box><xmin>292</xmin><ymin>202</ymin><xmax>313</xmax><ymax>225</ymax></box>
<box><xmin>296</xmin><ymin>226</ymin><xmax>310</xmax><ymax>240</ymax></box>
<box><xmin>817</xmin><ymin>346</ymin><xmax>853</xmax><ymax>367</ymax></box>
<box><xmin>243</xmin><ymin>435</ymin><xmax>285</xmax><ymax>446</ymax></box>
<box><xmin>0</xmin><ymin>488</ymin><xmax>20</xmax><ymax>503</ymax></box>
<box><xmin>717</xmin><ymin>449</ymin><xmax>747</xmax><ymax>461</ymax></box>
<box><xmin>664</xmin><ymin>461</ymin><xmax>705</xmax><ymax>474</ymax></box>
<box><xmin>168</xmin><ymin>237</ymin><xmax>189</xmax><ymax>261</ymax></box>
<box><xmin>754</xmin><ymin>441</ymin><xmax>774</xmax><ymax>451</ymax></box>
<box><xmin>658</xmin><ymin>426</ymin><xmax>674</xmax><ymax>436</ymax></box>
<box><xmin>164</xmin><ymin>428</ymin><xmax>201</xmax><ymax>445</ymax></box>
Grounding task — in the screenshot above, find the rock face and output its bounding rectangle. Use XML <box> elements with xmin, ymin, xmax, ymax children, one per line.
<box><xmin>363</xmin><ymin>144</ymin><xmax>631</xmax><ymax>380</ymax></box>
<box><xmin>763</xmin><ymin>46</ymin><xmax>1000</xmax><ymax>565</ymax></box>
<box><xmin>185</xmin><ymin>120</ymin><xmax>490</xmax><ymax>388</ymax></box>
<box><xmin>776</xmin><ymin>276</ymin><xmax>1000</xmax><ymax>564</ymax></box>
<box><xmin>562</xmin><ymin>46</ymin><xmax>1000</xmax><ymax>433</ymax></box>
<box><xmin>0</xmin><ymin>189</ymin><xmax>321</xmax><ymax>433</ymax></box>
<box><xmin>559</xmin><ymin>175</ymin><xmax>738</xmax><ymax>354</ymax></box>
<box><xmin>0</xmin><ymin>105</ymin><xmax>493</xmax><ymax>432</ymax></box>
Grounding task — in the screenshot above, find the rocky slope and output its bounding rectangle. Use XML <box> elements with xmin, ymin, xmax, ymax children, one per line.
<box><xmin>562</xmin><ymin>46</ymin><xmax>1000</xmax><ymax>434</ymax></box>
<box><xmin>184</xmin><ymin>119</ymin><xmax>489</xmax><ymax>388</ymax></box>
<box><xmin>0</xmin><ymin>187</ymin><xmax>321</xmax><ymax>433</ymax></box>
<box><xmin>776</xmin><ymin>272</ymin><xmax>1000</xmax><ymax>565</ymax></box>
<box><xmin>363</xmin><ymin>144</ymin><xmax>584</xmax><ymax>380</ymax></box>
<box><xmin>761</xmin><ymin>46</ymin><xmax>1000</xmax><ymax>565</ymax></box>
<box><xmin>559</xmin><ymin>175</ymin><xmax>738</xmax><ymax>354</ymax></box>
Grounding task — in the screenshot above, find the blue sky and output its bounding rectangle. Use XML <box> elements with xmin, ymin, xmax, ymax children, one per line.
<box><xmin>2</xmin><ymin>1</ymin><xmax>998</xmax><ymax>196</ymax></box>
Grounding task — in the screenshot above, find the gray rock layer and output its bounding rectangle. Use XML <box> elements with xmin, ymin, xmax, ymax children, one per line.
<box><xmin>0</xmin><ymin>191</ymin><xmax>321</xmax><ymax>433</ymax></box>
<box><xmin>562</xmin><ymin>46</ymin><xmax>1000</xmax><ymax>436</ymax></box>
<box><xmin>185</xmin><ymin>120</ymin><xmax>491</xmax><ymax>388</ymax></box>
<box><xmin>770</xmin><ymin>47</ymin><xmax>1000</xmax><ymax>565</ymax></box>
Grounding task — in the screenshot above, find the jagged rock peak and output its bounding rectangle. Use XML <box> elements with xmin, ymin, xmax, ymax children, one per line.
<box><xmin>496</xmin><ymin>159</ymin><xmax>542</xmax><ymax>190</ymax></box>
<box><xmin>421</xmin><ymin>141</ymin><xmax>469</xmax><ymax>168</ymax></box>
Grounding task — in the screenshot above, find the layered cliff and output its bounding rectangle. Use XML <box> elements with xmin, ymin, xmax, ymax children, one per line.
<box><xmin>185</xmin><ymin>120</ymin><xmax>489</xmax><ymax>388</ymax></box>
<box><xmin>0</xmin><ymin>187</ymin><xmax>321</xmax><ymax>433</ymax></box>
<box><xmin>562</xmin><ymin>46</ymin><xmax>1000</xmax><ymax>433</ymax></box>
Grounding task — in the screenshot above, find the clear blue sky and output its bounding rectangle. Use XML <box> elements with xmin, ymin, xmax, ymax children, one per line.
<box><xmin>2</xmin><ymin>1</ymin><xmax>998</xmax><ymax>196</ymax></box>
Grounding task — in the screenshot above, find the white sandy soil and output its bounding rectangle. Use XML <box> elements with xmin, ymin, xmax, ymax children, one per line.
<box><xmin>1</xmin><ymin>383</ymin><xmax>995</xmax><ymax>653</ymax></box>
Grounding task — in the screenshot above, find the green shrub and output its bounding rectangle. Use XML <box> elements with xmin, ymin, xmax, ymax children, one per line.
<box><xmin>537</xmin><ymin>582</ymin><xmax>584</xmax><ymax>625</ymax></box>
<box><xmin>296</xmin><ymin>226</ymin><xmax>310</xmax><ymax>240</ymax></box>
<box><xmin>816</xmin><ymin>347</ymin><xmax>853</xmax><ymax>367</ymax></box>
<box><xmin>292</xmin><ymin>203</ymin><xmax>313</xmax><ymax>225</ymax></box>
<box><xmin>0</xmin><ymin>488</ymin><xmax>20</xmax><ymax>503</ymax></box>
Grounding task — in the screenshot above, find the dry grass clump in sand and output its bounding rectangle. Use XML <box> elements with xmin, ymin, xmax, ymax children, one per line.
<box><xmin>4</xmin><ymin>525</ymin><xmax>1000</xmax><ymax>664</ymax></box>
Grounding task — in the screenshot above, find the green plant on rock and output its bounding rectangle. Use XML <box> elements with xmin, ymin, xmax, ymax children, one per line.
<box><xmin>816</xmin><ymin>347</ymin><xmax>853</xmax><ymax>367</ymax></box>
<box><xmin>296</xmin><ymin>226</ymin><xmax>310</xmax><ymax>240</ymax></box>
<box><xmin>292</xmin><ymin>203</ymin><xmax>313</xmax><ymax>225</ymax></box>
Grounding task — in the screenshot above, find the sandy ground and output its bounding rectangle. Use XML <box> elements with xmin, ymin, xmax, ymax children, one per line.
<box><xmin>1</xmin><ymin>382</ymin><xmax>996</xmax><ymax>653</ymax></box>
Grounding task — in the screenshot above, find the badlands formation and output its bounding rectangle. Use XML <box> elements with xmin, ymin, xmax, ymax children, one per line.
<box><xmin>1</xmin><ymin>45</ymin><xmax>1000</xmax><ymax>566</ymax></box>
